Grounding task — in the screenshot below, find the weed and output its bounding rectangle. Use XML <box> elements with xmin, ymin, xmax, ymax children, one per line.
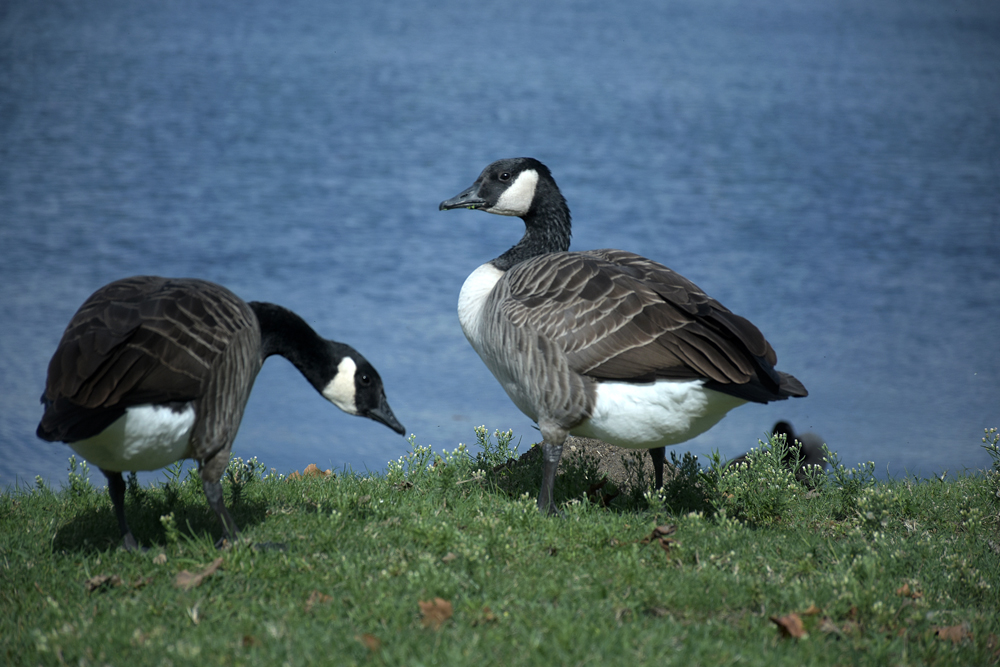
<box><xmin>710</xmin><ymin>433</ymin><xmax>800</xmax><ymax>527</ymax></box>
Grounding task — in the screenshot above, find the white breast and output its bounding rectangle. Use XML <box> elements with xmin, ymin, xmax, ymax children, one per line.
<box><xmin>69</xmin><ymin>403</ymin><xmax>196</xmax><ymax>472</ymax></box>
<box><xmin>571</xmin><ymin>379</ymin><xmax>746</xmax><ymax>449</ymax></box>
<box><xmin>458</xmin><ymin>263</ymin><xmax>505</xmax><ymax>353</ymax></box>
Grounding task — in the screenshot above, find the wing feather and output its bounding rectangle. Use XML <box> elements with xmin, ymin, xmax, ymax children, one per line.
<box><xmin>498</xmin><ymin>250</ymin><xmax>797</xmax><ymax>400</ymax></box>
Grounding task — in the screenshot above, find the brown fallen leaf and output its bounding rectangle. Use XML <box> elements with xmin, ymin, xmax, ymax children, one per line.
<box><xmin>85</xmin><ymin>575</ymin><xmax>123</xmax><ymax>593</ymax></box>
<box><xmin>419</xmin><ymin>597</ymin><xmax>453</xmax><ymax>630</ymax></box>
<box><xmin>174</xmin><ymin>557</ymin><xmax>223</xmax><ymax>590</ymax></box>
<box><xmin>305</xmin><ymin>589</ymin><xmax>333</xmax><ymax>613</ymax></box>
<box><xmin>152</xmin><ymin>553</ymin><xmax>167</xmax><ymax>565</ymax></box>
<box><xmin>302</xmin><ymin>463</ymin><xmax>332</xmax><ymax>478</ymax></box>
<box><xmin>441</xmin><ymin>552</ymin><xmax>458</xmax><ymax>563</ymax></box>
<box><xmin>800</xmin><ymin>604</ymin><xmax>822</xmax><ymax>616</ymax></box>
<box><xmin>242</xmin><ymin>634</ymin><xmax>261</xmax><ymax>647</ymax></box>
<box><xmin>770</xmin><ymin>613</ymin><xmax>807</xmax><ymax>639</ymax></box>
<box><xmin>895</xmin><ymin>583</ymin><xmax>923</xmax><ymax>599</ymax></box>
<box><xmin>934</xmin><ymin>623</ymin><xmax>972</xmax><ymax>644</ymax></box>
<box><xmin>356</xmin><ymin>633</ymin><xmax>381</xmax><ymax>651</ymax></box>
<box><xmin>131</xmin><ymin>576</ymin><xmax>154</xmax><ymax>589</ymax></box>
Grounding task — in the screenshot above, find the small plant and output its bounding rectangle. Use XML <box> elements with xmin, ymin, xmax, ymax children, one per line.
<box><xmin>659</xmin><ymin>450</ymin><xmax>715</xmax><ymax>516</ymax></box>
<box><xmin>981</xmin><ymin>427</ymin><xmax>1000</xmax><ymax>527</ymax></box>
<box><xmin>225</xmin><ymin>455</ymin><xmax>265</xmax><ymax>503</ymax></box>
<box><xmin>160</xmin><ymin>511</ymin><xmax>181</xmax><ymax>545</ymax></box>
<box><xmin>65</xmin><ymin>455</ymin><xmax>91</xmax><ymax>497</ymax></box>
<box><xmin>710</xmin><ymin>433</ymin><xmax>800</xmax><ymax>527</ymax></box>
<box><xmin>471</xmin><ymin>425</ymin><xmax>518</xmax><ymax>470</ymax></box>
<box><xmin>828</xmin><ymin>449</ymin><xmax>877</xmax><ymax>520</ymax></box>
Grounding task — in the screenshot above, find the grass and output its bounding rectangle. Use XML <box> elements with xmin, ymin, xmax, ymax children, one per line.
<box><xmin>2</xmin><ymin>427</ymin><xmax>999</xmax><ymax>666</ymax></box>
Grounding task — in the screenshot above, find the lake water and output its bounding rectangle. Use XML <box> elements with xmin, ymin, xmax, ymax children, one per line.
<box><xmin>2</xmin><ymin>0</ymin><xmax>998</xmax><ymax>490</ymax></box>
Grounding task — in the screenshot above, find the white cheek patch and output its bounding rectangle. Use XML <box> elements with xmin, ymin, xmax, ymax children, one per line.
<box><xmin>488</xmin><ymin>169</ymin><xmax>538</xmax><ymax>216</ymax></box>
<box><xmin>322</xmin><ymin>357</ymin><xmax>358</xmax><ymax>414</ymax></box>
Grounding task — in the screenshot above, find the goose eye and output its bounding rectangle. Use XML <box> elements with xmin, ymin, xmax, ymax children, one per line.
<box><xmin>498</xmin><ymin>172</ymin><xmax>511</xmax><ymax>182</ymax></box>
<box><xmin>359</xmin><ymin>373</ymin><xmax>372</xmax><ymax>387</ymax></box>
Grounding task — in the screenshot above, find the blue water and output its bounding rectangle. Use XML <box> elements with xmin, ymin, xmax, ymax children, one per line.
<box><xmin>2</xmin><ymin>0</ymin><xmax>998</xmax><ymax>490</ymax></box>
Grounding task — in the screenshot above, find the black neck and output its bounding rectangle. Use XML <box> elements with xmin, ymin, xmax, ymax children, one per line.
<box><xmin>249</xmin><ymin>302</ymin><xmax>345</xmax><ymax>391</ymax></box>
<box><xmin>493</xmin><ymin>178</ymin><xmax>572</xmax><ymax>272</ymax></box>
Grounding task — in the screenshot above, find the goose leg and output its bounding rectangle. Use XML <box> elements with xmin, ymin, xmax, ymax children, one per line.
<box><xmin>648</xmin><ymin>447</ymin><xmax>665</xmax><ymax>490</ymax></box>
<box><xmin>538</xmin><ymin>440</ymin><xmax>564</xmax><ymax>515</ymax></box>
<box><xmin>103</xmin><ymin>470</ymin><xmax>139</xmax><ymax>551</ymax></box>
<box><xmin>202</xmin><ymin>480</ymin><xmax>239</xmax><ymax>546</ymax></box>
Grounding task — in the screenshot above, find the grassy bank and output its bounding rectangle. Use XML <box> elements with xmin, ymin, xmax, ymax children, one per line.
<box><xmin>2</xmin><ymin>428</ymin><xmax>999</xmax><ymax>666</ymax></box>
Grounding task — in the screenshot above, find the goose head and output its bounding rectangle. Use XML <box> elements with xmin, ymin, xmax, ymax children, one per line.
<box><xmin>316</xmin><ymin>347</ymin><xmax>405</xmax><ymax>435</ymax></box>
<box><xmin>439</xmin><ymin>157</ymin><xmax>552</xmax><ymax>218</ymax></box>
<box><xmin>440</xmin><ymin>157</ymin><xmax>572</xmax><ymax>267</ymax></box>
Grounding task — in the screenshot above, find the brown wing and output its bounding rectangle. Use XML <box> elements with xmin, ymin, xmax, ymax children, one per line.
<box><xmin>500</xmin><ymin>250</ymin><xmax>804</xmax><ymax>402</ymax></box>
<box><xmin>37</xmin><ymin>276</ymin><xmax>256</xmax><ymax>442</ymax></box>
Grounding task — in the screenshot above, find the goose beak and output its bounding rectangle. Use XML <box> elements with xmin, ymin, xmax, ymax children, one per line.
<box><xmin>439</xmin><ymin>183</ymin><xmax>486</xmax><ymax>211</ymax></box>
<box><xmin>365</xmin><ymin>393</ymin><xmax>406</xmax><ymax>435</ymax></box>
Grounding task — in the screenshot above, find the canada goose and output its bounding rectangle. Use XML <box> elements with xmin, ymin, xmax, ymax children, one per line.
<box><xmin>36</xmin><ymin>276</ymin><xmax>405</xmax><ymax>549</ymax></box>
<box><xmin>729</xmin><ymin>421</ymin><xmax>828</xmax><ymax>483</ymax></box>
<box><xmin>440</xmin><ymin>157</ymin><xmax>807</xmax><ymax>514</ymax></box>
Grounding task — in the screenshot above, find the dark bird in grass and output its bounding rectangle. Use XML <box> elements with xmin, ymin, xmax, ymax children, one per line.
<box><xmin>37</xmin><ymin>276</ymin><xmax>405</xmax><ymax>549</ymax></box>
<box><xmin>440</xmin><ymin>158</ymin><xmax>807</xmax><ymax>514</ymax></box>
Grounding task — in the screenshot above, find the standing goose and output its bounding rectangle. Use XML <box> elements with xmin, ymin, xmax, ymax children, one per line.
<box><xmin>37</xmin><ymin>276</ymin><xmax>405</xmax><ymax>549</ymax></box>
<box><xmin>440</xmin><ymin>158</ymin><xmax>807</xmax><ymax>514</ymax></box>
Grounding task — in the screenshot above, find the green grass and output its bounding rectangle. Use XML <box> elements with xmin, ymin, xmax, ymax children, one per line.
<box><xmin>2</xmin><ymin>427</ymin><xmax>999</xmax><ymax>666</ymax></box>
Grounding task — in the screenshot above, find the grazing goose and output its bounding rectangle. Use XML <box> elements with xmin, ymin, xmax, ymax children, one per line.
<box><xmin>36</xmin><ymin>276</ymin><xmax>405</xmax><ymax>549</ymax></box>
<box><xmin>440</xmin><ymin>157</ymin><xmax>807</xmax><ymax>514</ymax></box>
<box><xmin>729</xmin><ymin>421</ymin><xmax>828</xmax><ymax>483</ymax></box>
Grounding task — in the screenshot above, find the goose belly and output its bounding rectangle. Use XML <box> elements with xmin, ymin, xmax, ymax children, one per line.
<box><xmin>68</xmin><ymin>403</ymin><xmax>196</xmax><ymax>472</ymax></box>
<box><xmin>571</xmin><ymin>380</ymin><xmax>746</xmax><ymax>449</ymax></box>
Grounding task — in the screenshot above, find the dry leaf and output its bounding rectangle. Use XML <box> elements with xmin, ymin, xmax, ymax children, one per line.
<box><xmin>356</xmin><ymin>633</ymin><xmax>381</xmax><ymax>651</ymax></box>
<box><xmin>302</xmin><ymin>463</ymin><xmax>332</xmax><ymax>478</ymax></box>
<box><xmin>174</xmin><ymin>557</ymin><xmax>223</xmax><ymax>590</ymax></box>
<box><xmin>419</xmin><ymin>597</ymin><xmax>453</xmax><ymax>630</ymax></box>
<box><xmin>305</xmin><ymin>589</ymin><xmax>332</xmax><ymax>613</ymax></box>
<box><xmin>242</xmin><ymin>634</ymin><xmax>261</xmax><ymax>647</ymax></box>
<box><xmin>152</xmin><ymin>553</ymin><xmax>167</xmax><ymax>565</ymax></box>
<box><xmin>770</xmin><ymin>613</ymin><xmax>807</xmax><ymax>639</ymax></box>
<box><xmin>85</xmin><ymin>575</ymin><xmax>122</xmax><ymax>592</ymax></box>
<box><xmin>934</xmin><ymin>623</ymin><xmax>972</xmax><ymax>644</ymax></box>
<box><xmin>441</xmin><ymin>552</ymin><xmax>458</xmax><ymax>563</ymax></box>
<box><xmin>131</xmin><ymin>576</ymin><xmax>154</xmax><ymax>589</ymax></box>
<box><xmin>801</xmin><ymin>604</ymin><xmax>822</xmax><ymax>616</ymax></box>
